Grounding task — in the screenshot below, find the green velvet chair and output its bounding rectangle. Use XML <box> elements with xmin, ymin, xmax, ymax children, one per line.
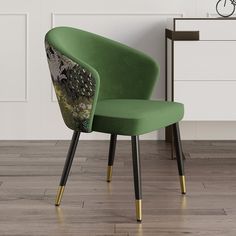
<box><xmin>45</xmin><ymin>26</ymin><xmax>185</xmax><ymax>222</ymax></box>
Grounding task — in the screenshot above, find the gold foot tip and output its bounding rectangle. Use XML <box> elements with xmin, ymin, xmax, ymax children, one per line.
<box><xmin>106</xmin><ymin>166</ymin><xmax>113</xmax><ymax>182</ymax></box>
<box><xmin>55</xmin><ymin>186</ymin><xmax>65</xmax><ymax>207</ymax></box>
<box><xmin>137</xmin><ymin>219</ymin><xmax>142</xmax><ymax>223</ymax></box>
<box><xmin>135</xmin><ymin>199</ymin><xmax>142</xmax><ymax>223</ymax></box>
<box><xmin>55</xmin><ymin>199</ymin><xmax>62</xmax><ymax>206</ymax></box>
<box><xmin>179</xmin><ymin>175</ymin><xmax>186</xmax><ymax>194</ymax></box>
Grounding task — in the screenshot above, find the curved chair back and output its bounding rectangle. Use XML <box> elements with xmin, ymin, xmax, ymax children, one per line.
<box><xmin>45</xmin><ymin>27</ymin><xmax>159</xmax><ymax>132</ymax></box>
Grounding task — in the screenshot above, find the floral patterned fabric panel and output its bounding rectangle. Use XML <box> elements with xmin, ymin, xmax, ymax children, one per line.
<box><xmin>45</xmin><ymin>41</ymin><xmax>96</xmax><ymax>132</ymax></box>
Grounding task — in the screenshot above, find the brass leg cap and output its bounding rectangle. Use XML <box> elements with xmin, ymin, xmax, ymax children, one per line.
<box><xmin>180</xmin><ymin>175</ymin><xmax>186</xmax><ymax>194</ymax></box>
<box><xmin>135</xmin><ymin>200</ymin><xmax>142</xmax><ymax>222</ymax></box>
<box><xmin>107</xmin><ymin>165</ymin><xmax>113</xmax><ymax>182</ymax></box>
<box><xmin>55</xmin><ymin>186</ymin><xmax>65</xmax><ymax>206</ymax></box>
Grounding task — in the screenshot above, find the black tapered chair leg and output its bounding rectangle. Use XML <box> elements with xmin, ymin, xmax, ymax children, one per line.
<box><xmin>131</xmin><ymin>136</ymin><xmax>142</xmax><ymax>222</ymax></box>
<box><xmin>55</xmin><ymin>131</ymin><xmax>80</xmax><ymax>206</ymax></box>
<box><xmin>172</xmin><ymin>123</ymin><xmax>186</xmax><ymax>194</ymax></box>
<box><xmin>107</xmin><ymin>134</ymin><xmax>117</xmax><ymax>182</ymax></box>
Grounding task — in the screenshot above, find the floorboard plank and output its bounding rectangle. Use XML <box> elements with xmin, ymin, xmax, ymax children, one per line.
<box><xmin>0</xmin><ymin>140</ymin><xmax>236</xmax><ymax>235</ymax></box>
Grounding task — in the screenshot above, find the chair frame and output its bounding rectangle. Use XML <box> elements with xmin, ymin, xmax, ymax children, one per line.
<box><xmin>55</xmin><ymin>122</ymin><xmax>186</xmax><ymax>222</ymax></box>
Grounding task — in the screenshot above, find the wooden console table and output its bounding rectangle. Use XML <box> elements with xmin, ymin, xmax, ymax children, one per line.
<box><xmin>165</xmin><ymin>18</ymin><xmax>236</xmax><ymax>142</ymax></box>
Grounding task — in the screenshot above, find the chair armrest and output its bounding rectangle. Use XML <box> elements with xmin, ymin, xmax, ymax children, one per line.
<box><xmin>45</xmin><ymin>41</ymin><xmax>100</xmax><ymax>132</ymax></box>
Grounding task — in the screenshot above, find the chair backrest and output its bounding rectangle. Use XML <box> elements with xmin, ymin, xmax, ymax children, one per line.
<box><xmin>45</xmin><ymin>27</ymin><xmax>159</xmax><ymax>132</ymax></box>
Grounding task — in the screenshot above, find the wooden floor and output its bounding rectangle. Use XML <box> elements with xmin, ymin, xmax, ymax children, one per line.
<box><xmin>1</xmin><ymin>140</ymin><xmax>236</xmax><ymax>235</ymax></box>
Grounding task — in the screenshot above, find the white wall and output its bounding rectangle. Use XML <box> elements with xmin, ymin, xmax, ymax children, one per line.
<box><xmin>0</xmin><ymin>0</ymin><xmax>233</xmax><ymax>140</ymax></box>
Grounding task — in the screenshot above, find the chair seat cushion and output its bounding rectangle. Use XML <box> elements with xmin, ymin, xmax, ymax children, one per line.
<box><xmin>92</xmin><ymin>99</ymin><xmax>184</xmax><ymax>135</ymax></box>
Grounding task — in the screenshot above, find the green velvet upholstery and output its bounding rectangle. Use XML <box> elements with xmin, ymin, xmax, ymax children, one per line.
<box><xmin>45</xmin><ymin>26</ymin><xmax>184</xmax><ymax>135</ymax></box>
<box><xmin>93</xmin><ymin>99</ymin><xmax>184</xmax><ymax>135</ymax></box>
<box><xmin>45</xmin><ymin>26</ymin><xmax>158</xmax><ymax>101</ymax></box>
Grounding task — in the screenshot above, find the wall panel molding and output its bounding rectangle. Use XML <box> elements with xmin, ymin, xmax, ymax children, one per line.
<box><xmin>0</xmin><ymin>13</ymin><xmax>28</xmax><ymax>102</ymax></box>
